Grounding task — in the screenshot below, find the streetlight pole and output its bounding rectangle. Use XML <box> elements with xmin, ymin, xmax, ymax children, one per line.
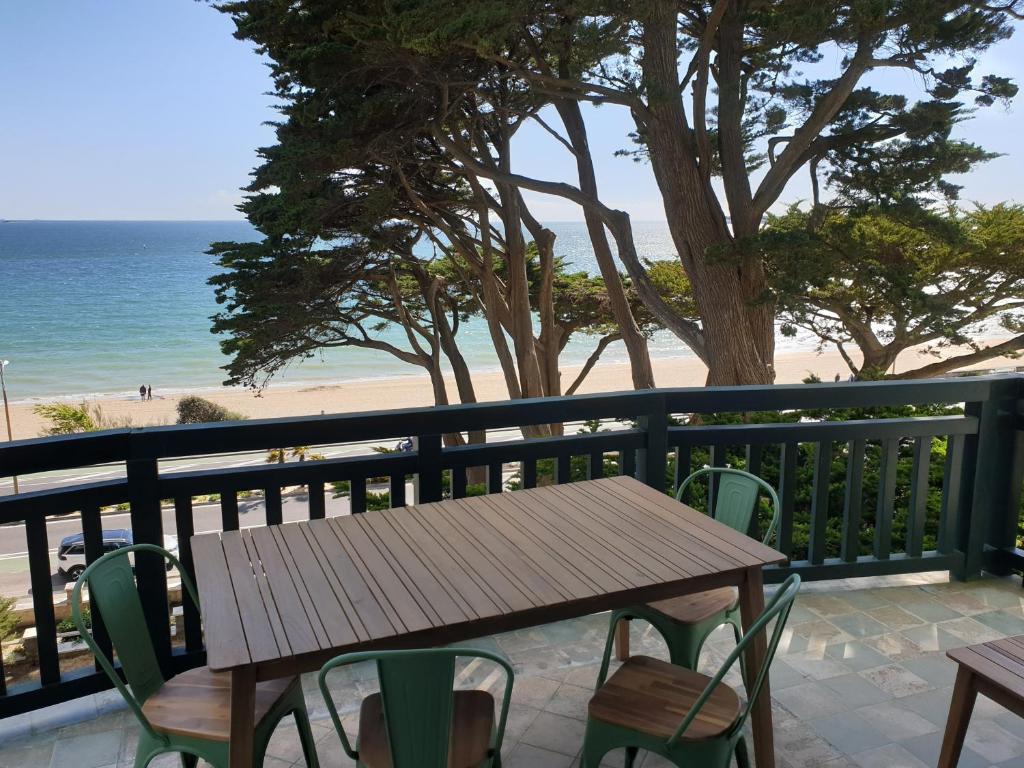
<box><xmin>0</xmin><ymin>360</ymin><xmax>18</xmax><ymax>494</ymax></box>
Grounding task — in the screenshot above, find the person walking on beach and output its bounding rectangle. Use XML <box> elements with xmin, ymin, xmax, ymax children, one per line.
<box><xmin>147</xmin><ymin>385</ymin><xmax>152</xmax><ymax>401</ymax></box>
<box><xmin>139</xmin><ymin>385</ymin><xmax>147</xmax><ymax>401</ymax></box>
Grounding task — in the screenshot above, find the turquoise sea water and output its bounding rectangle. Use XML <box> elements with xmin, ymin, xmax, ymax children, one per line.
<box><xmin>0</xmin><ymin>220</ymin><xmax>794</xmax><ymax>401</ymax></box>
<box><xmin>0</xmin><ymin>219</ymin><xmax>704</xmax><ymax>399</ymax></box>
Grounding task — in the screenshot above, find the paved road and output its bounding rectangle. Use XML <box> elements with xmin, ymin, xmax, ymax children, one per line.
<box><xmin>0</xmin><ymin>489</ymin><xmax>369</xmax><ymax>600</ymax></box>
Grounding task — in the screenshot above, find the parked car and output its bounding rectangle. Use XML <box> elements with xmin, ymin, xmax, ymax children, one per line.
<box><xmin>57</xmin><ymin>528</ymin><xmax>179</xmax><ymax>581</ymax></box>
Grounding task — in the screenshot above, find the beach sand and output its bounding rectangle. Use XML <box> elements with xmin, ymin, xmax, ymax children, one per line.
<box><xmin>4</xmin><ymin>343</ymin><xmax>1021</xmax><ymax>441</ymax></box>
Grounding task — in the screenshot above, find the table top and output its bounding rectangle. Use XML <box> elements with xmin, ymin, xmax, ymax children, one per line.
<box><xmin>948</xmin><ymin>635</ymin><xmax>1024</xmax><ymax>699</ymax></box>
<box><xmin>192</xmin><ymin>475</ymin><xmax>785</xmax><ymax>673</ymax></box>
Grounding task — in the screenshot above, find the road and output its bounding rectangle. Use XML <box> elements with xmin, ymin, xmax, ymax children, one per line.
<box><xmin>0</xmin><ymin>488</ymin><xmax>375</xmax><ymax>601</ymax></box>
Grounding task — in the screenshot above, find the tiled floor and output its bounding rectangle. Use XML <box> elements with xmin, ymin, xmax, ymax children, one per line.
<box><xmin>4</xmin><ymin>572</ymin><xmax>1024</xmax><ymax>767</ymax></box>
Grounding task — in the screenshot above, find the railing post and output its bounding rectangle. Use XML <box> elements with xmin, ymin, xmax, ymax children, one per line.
<box><xmin>637</xmin><ymin>393</ymin><xmax>668</xmax><ymax>492</ymax></box>
<box><xmin>414</xmin><ymin>434</ymin><xmax>443</xmax><ymax>503</ymax></box>
<box><xmin>127</xmin><ymin>455</ymin><xmax>172</xmax><ymax>676</ymax></box>
<box><xmin>957</xmin><ymin>388</ymin><xmax>1018</xmax><ymax>580</ymax></box>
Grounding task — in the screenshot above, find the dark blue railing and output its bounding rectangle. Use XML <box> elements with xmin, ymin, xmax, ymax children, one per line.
<box><xmin>0</xmin><ymin>375</ymin><xmax>1022</xmax><ymax>716</ymax></box>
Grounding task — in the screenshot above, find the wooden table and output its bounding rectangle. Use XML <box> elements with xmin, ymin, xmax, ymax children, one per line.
<box><xmin>191</xmin><ymin>476</ymin><xmax>785</xmax><ymax>768</ymax></box>
<box><xmin>939</xmin><ymin>636</ymin><xmax>1024</xmax><ymax>767</ymax></box>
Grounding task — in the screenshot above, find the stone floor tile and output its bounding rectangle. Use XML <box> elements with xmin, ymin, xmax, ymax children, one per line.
<box><xmin>504</xmin><ymin>703</ymin><xmax>543</xmax><ymax>741</ymax></box>
<box><xmin>510</xmin><ymin>674</ymin><xmax>561</xmax><ymax>709</ymax></box>
<box><xmin>963</xmin><ymin>718</ymin><xmax>1024</xmax><ymax>764</ymax></box>
<box><xmin>973</xmin><ymin>609</ymin><xmax>1024</xmax><ymax>636</ymax></box>
<box><xmin>901</xmin><ymin>597</ymin><xmax>963</xmax><ymax>623</ymax></box>
<box><xmin>870</xmin><ymin>604</ymin><xmax>928</xmax><ymax>631</ymax></box>
<box><xmin>938</xmin><ymin>616</ymin><xmax>1007</xmax><ymax>645</ymax></box>
<box><xmin>768</xmin><ymin>658</ymin><xmax>807</xmax><ymax>689</ymax></box>
<box><xmin>829</xmin><ymin>612</ymin><xmax>889</xmax><ymax>639</ymax></box>
<box><xmin>842</xmin><ymin>590</ymin><xmax>893</xmax><ymax>611</ymax></box>
<box><xmin>774</xmin><ymin>681</ymin><xmax>850</xmax><ymax>720</ymax></box>
<box><xmin>900</xmin><ymin>730</ymin><xmax>992</xmax><ymax>768</ymax></box>
<box><xmin>896</xmin><ymin>686</ymin><xmax>957</xmax><ymax>726</ymax></box>
<box><xmin>505</xmin><ymin>743</ymin><xmax>575</xmax><ymax>767</ymax></box>
<box><xmin>851</xmin><ymin>742</ymin><xmax>929</xmax><ymax>768</ymax></box>
<box><xmin>852</xmin><ymin>699</ymin><xmax>940</xmax><ymax>741</ymax></box>
<box><xmin>819</xmin><ymin>673</ymin><xmax>891</xmax><ymax>708</ymax></box>
<box><xmin>901</xmin><ymin>653</ymin><xmax>959</xmax><ymax>687</ymax></box>
<box><xmin>519</xmin><ymin>711</ymin><xmax>588</xmax><ymax>756</ymax></box>
<box><xmin>808</xmin><ymin>711</ymin><xmax>891</xmax><ymax>755</ymax></box>
<box><xmin>860</xmin><ymin>632</ymin><xmax>926</xmax><ymax>662</ymax></box>
<box><xmin>858</xmin><ymin>664</ymin><xmax>932</xmax><ymax>698</ymax></box>
<box><xmin>784</xmin><ymin>651</ymin><xmax>854</xmax><ymax>680</ymax></box>
<box><xmin>0</xmin><ymin>740</ymin><xmax>54</xmax><ymax>768</ymax></box>
<box><xmin>802</xmin><ymin>594</ymin><xmax>859</xmax><ymax>619</ymax></box>
<box><xmin>900</xmin><ymin>624</ymin><xmax>965</xmax><ymax>653</ymax></box>
<box><xmin>543</xmin><ymin>683</ymin><xmax>592</xmax><ymax>721</ymax></box>
<box><xmin>790</xmin><ymin>619</ymin><xmax>854</xmax><ymax>650</ymax></box>
<box><xmin>824</xmin><ymin>640</ymin><xmax>891</xmax><ymax>671</ymax></box>
<box><xmin>48</xmin><ymin>728</ymin><xmax>123</xmax><ymax>768</ymax></box>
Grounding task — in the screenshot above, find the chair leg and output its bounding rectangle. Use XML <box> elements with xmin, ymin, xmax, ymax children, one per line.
<box><xmin>615</xmin><ymin>617</ymin><xmax>631</xmax><ymax>662</ymax></box>
<box><xmin>938</xmin><ymin>666</ymin><xmax>977</xmax><ymax>768</ymax></box>
<box><xmin>293</xmin><ymin>707</ymin><xmax>321</xmax><ymax>768</ymax></box>
<box><xmin>734</xmin><ymin>736</ymin><xmax>750</xmax><ymax>768</ymax></box>
<box><xmin>180</xmin><ymin>754</ymin><xmax>199</xmax><ymax>768</ymax></box>
<box><xmin>624</xmin><ymin>745</ymin><xmax>639</xmax><ymax>767</ymax></box>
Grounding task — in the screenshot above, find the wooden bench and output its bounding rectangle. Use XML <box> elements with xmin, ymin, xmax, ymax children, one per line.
<box><xmin>939</xmin><ymin>636</ymin><xmax>1024</xmax><ymax>767</ymax></box>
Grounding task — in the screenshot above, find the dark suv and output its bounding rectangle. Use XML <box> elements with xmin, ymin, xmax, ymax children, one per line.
<box><xmin>57</xmin><ymin>529</ymin><xmax>178</xmax><ymax>581</ymax></box>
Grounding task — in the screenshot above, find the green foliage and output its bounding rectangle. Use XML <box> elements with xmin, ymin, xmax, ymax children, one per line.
<box><xmin>266</xmin><ymin>446</ymin><xmax>325</xmax><ymax>463</ymax></box>
<box><xmin>32</xmin><ymin>402</ymin><xmax>135</xmax><ymax>436</ymax></box>
<box><xmin>175</xmin><ymin>396</ymin><xmax>245</xmax><ymax>424</ymax></box>
<box><xmin>0</xmin><ymin>595</ymin><xmax>18</xmax><ymax>642</ymax></box>
<box><xmin>762</xmin><ymin>203</ymin><xmax>1024</xmax><ymax>377</ymax></box>
<box><xmin>57</xmin><ymin>608</ymin><xmax>90</xmax><ymax>635</ymax></box>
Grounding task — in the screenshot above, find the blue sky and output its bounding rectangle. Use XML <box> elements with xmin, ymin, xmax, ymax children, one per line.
<box><xmin>2</xmin><ymin>2</ymin><xmax>1022</xmax><ymax>221</ymax></box>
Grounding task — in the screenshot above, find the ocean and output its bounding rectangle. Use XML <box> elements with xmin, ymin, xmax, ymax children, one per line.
<box><xmin>0</xmin><ymin>220</ymin><xmax>801</xmax><ymax>402</ymax></box>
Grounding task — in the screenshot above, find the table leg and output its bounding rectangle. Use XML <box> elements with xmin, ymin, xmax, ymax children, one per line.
<box><xmin>738</xmin><ymin>566</ymin><xmax>774</xmax><ymax>768</ymax></box>
<box><xmin>614</xmin><ymin>617</ymin><xmax>630</xmax><ymax>662</ymax></box>
<box><xmin>229</xmin><ymin>665</ymin><xmax>257</xmax><ymax>768</ymax></box>
<box><xmin>938</xmin><ymin>666</ymin><xmax>977</xmax><ymax>768</ymax></box>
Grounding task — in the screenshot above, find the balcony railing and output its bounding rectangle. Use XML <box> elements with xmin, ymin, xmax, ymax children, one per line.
<box><xmin>1</xmin><ymin>375</ymin><xmax>1022</xmax><ymax>717</ymax></box>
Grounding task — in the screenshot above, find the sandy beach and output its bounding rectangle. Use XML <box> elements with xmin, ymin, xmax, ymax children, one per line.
<box><xmin>4</xmin><ymin>342</ymin><xmax>1021</xmax><ymax>442</ymax></box>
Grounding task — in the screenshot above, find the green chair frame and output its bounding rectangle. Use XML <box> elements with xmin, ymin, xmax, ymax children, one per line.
<box><xmin>72</xmin><ymin>543</ymin><xmax>319</xmax><ymax>768</ymax></box>
<box><xmin>584</xmin><ymin>574</ymin><xmax>801</xmax><ymax>768</ymax></box>
<box><xmin>318</xmin><ymin>647</ymin><xmax>515</xmax><ymax>768</ymax></box>
<box><xmin>610</xmin><ymin>466</ymin><xmax>781</xmax><ymax>670</ymax></box>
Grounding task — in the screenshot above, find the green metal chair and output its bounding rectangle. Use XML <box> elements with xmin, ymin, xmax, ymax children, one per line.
<box><xmin>610</xmin><ymin>467</ymin><xmax>781</xmax><ymax>669</ymax></box>
<box><xmin>318</xmin><ymin>647</ymin><xmax>515</xmax><ymax>768</ymax></box>
<box><xmin>583</xmin><ymin>574</ymin><xmax>801</xmax><ymax>768</ymax></box>
<box><xmin>72</xmin><ymin>543</ymin><xmax>319</xmax><ymax>768</ymax></box>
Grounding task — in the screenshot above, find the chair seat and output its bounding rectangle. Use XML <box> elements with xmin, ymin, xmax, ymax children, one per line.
<box><xmin>141</xmin><ymin>666</ymin><xmax>296</xmax><ymax>742</ymax></box>
<box><xmin>589</xmin><ymin>655</ymin><xmax>741</xmax><ymax>741</ymax></box>
<box><xmin>357</xmin><ymin>689</ymin><xmax>494</xmax><ymax>768</ymax></box>
<box><xmin>646</xmin><ymin>587</ymin><xmax>738</xmax><ymax>625</ymax></box>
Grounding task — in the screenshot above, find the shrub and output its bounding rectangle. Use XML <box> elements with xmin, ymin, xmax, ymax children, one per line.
<box><xmin>33</xmin><ymin>403</ymin><xmax>99</xmax><ymax>435</ymax></box>
<box><xmin>0</xmin><ymin>595</ymin><xmax>18</xmax><ymax>642</ymax></box>
<box><xmin>176</xmin><ymin>396</ymin><xmax>245</xmax><ymax>424</ymax></box>
<box><xmin>57</xmin><ymin>608</ymin><xmax>91</xmax><ymax>635</ymax></box>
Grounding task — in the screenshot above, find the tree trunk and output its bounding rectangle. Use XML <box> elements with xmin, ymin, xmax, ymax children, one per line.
<box><xmin>639</xmin><ymin>3</ymin><xmax>775</xmax><ymax>385</ymax></box>
<box><xmin>555</xmin><ymin>98</ymin><xmax>656</xmax><ymax>389</ymax></box>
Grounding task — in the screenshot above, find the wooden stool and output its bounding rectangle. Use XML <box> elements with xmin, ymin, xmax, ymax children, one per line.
<box><xmin>939</xmin><ymin>636</ymin><xmax>1024</xmax><ymax>767</ymax></box>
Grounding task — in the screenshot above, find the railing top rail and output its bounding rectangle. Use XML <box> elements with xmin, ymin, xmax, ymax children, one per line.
<box><xmin>2</xmin><ymin>374</ymin><xmax>1021</xmax><ymax>477</ymax></box>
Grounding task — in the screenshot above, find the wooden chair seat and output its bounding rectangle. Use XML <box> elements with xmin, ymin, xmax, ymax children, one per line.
<box><xmin>589</xmin><ymin>655</ymin><xmax>741</xmax><ymax>741</ymax></box>
<box><xmin>646</xmin><ymin>587</ymin><xmax>738</xmax><ymax>625</ymax></box>
<box><xmin>358</xmin><ymin>689</ymin><xmax>495</xmax><ymax>768</ymax></box>
<box><xmin>141</xmin><ymin>666</ymin><xmax>297</xmax><ymax>742</ymax></box>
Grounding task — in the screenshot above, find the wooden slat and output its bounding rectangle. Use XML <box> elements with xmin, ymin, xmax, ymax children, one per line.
<box><xmin>555</xmin><ymin>453</ymin><xmax>572</xmax><ymax>484</ymax></box>
<box><xmin>308</xmin><ymin>481</ymin><xmax>326</xmax><ymax>520</ymax></box>
<box><xmin>389</xmin><ymin>474</ymin><xmax>406</xmax><ymax>508</ymax></box>
<box><xmin>588</xmin><ymin>451</ymin><xmax>604</xmax><ymax>480</ymax></box>
<box><xmin>778</xmin><ymin>441</ymin><xmax>798</xmax><ymax>560</ymax></box>
<box><xmin>220</xmin><ymin>533</ymin><xmax>283</xmax><ymax>663</ymax></box>
<box><xmin>522</xmin><ymin>459</ymin><xmax>537</xmax><ymax>489</ymax></box>
<box><xmin>173</xmin><ymin>496</ymin><xmax>203</xmax><ymax>651</ymax></box>
<box><xmin>939</xmin><ymin>434</ymin><xmax>964</xmax><ymax>554</ymax></box>
<box><xmin>486</xmin><ymin>463</ymin><xmax>503</xmax><ymax>494</ymax></box>
<box><xmin>874</xmin><ymin>439</ymin><xmax>898</xmax><ymax>560</ymax></box>
<box><xmin>190</xmin><ymin>534</ymin><xmax>251</xmax><ymax>669</ymax></box>
<box><xmin>26</xmin><ymin>516</ymin><xmax>59</xmax><ymax>685</ymax></box>
<box><xmin>841</xmin><ymin>440</ymin><xmax>866</xmax><ymax>563</ymax></box>
<box><xmin>906</xmin><ymin>437</ymin><xmax>931</xmax><ymax>558</ymax></box>
<box><xmin>221</xmin><ymin>490</ymin><xmax>239</xmax><ymax>531</ymax></box>
<box><xmin>329</xmin><ymin>516</ymin><xmax>433</xmax><ymax>634</ymax></box>
<box><xmin>620</xmin><ymin>446</ymin><xmax>636</xmax><ymax>478</ymax></box>
<box><xmin>80</xmin><ymin>505</ymin><xmax>112</xmax><ymax>667</ymax></box>
<box><xmin>674</xmin><ymin>444</ymin><xmax>691</xmax><ymax>499</ymax></box>
<box><xmin>247</xmin><ymin>527</ymin><xmax>322</xmax><ymax>655</ymax></box>
<box><xmin>451</xmin><ymin>467</ymin><xmax>468</xmax><ymax>499</ymax></box>
<box><xmin>264</xmin><ymin>486</ymin><xmax>282</xmax><ymax>526</ymax></box>
<box><xmin>349</xmin><ymin>477</ymin><xmax>367</xmax><ymax>515</ymax></box>
<box><xmin>809</xmin><ymin>441</ymin><xmax>832</xmax><ymax>565</ymax></box>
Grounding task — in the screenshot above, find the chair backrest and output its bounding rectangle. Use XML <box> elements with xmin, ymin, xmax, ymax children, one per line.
<box><xmin>668</xmin><ymin>574</ymin><xmax>801</xmax><ymax>745</ymax></box>
<box><xmin>319</xmin><ymin>647</ymin><xmax>515</xmax><ymax>768</ymax></box>
<box><xmin>676</xmin><ymin>466</ymin><xmax>780</xmax><ymax>546</ymax></box>
<box><xmin>71</xmin><ymin>543</ymin><xmax>198</xmax><ymax>739</ymax></box>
